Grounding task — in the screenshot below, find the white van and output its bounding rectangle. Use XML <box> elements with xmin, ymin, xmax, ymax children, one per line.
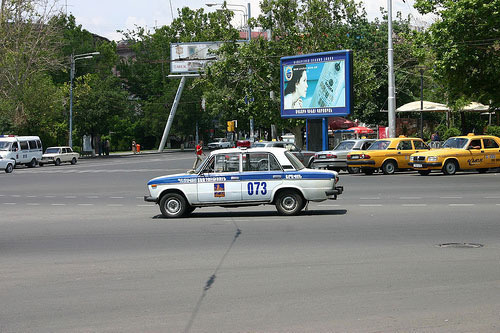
<box><xmin>0</xmin><ymin>135</ymin><xmax>43</xmax><ymax>167</ymax></box>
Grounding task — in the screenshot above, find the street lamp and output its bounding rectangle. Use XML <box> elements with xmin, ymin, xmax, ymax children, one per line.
<box><xmin>69</xmin><ymin>52</ymin><xmax>100</xmax><ymax>148</ymax></box>
<box><xmin>206</xmin><ymin>2</ymin><xmax>251</xmax><ymax>41</ymax></box>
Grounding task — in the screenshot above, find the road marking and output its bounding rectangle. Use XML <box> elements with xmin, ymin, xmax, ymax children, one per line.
<box><xmin>64</xmin><ymin>196</ymin><xmax>77</xmax><ymax>198</ymax></box>
<box><xmin>402</xmin><ymin>204</ymin><xmax>427</xmax><ymax>207</ymax></box>
<box><xmin>449</xmin><ymin>204</ymin><xmax>475</xmax><ymax>207</ymax></box>
<box><xmin>10</xmin><ymin>195</ymin><xmax>20</xmax><ymax>197</ymax></box>
<box><xmin>318</xmin><ymin>204</ymin><xmax>340</xmax><ymax>207</ymax></box>
<box><xmin>360</xmin><ymin>197</ymin><xmax>381</xmax><ymax>200</ymax></box>
<box><xmin>399</xmin><ymin>197</ymin><xmax>422</xmax><ymax>200</ymax></box>
<box><xmin>110</xmin><ymin>196</ymin><xmax>124</xmax><ymax>199</ymax></box>
<box><xmin>51</xmin><ymin>203</ymin><xmax>66</xmax><ymax>206</ymax></box>
<box><xmin>440</xmin><ymin>196</ymin><xmax>463</xmax><ymax>199</ymax></box>
<box><xmin>137</xmin><ymin>204</ymin><xmax>155</xmax><ymax>207</ymax></box>
<box><xmin>0</xmin><ymin>194</ymin><xmax>4</xmax><ymax>197</ymax></box>
<box><xmin>359</xmin><ymin>204</ymin><xmax>383</xmax><ymax>207</ymax></box>
<box><xmin>136</xmin><ymin>196</ymin><xmax>144</xmax><ymax>199</ymax></box>
<box><xmin>26</xmin><ymin>195</ymin><xmax>37</xmax><ymax>198</ymax></box>
<box><xmin>86</xmin><ymin>196</ymin><xmax>99</xmax><ymax>198</ymax></box>
<box><xmin>3</xmin><ymin>203</ymin><xmax>16</xmax><ymax>205</ymax></box>
<box><xmin>77</xmin><ymin>203</ymin><xmax>94</xmax><ymax>206</ymax></box>
<box><xmin>484</xmin><ymin>196</ymin><xmax>500</xmax><ymax>199</ymax></box>
<box><xmin>107</xmin><ymin>204</ymin><xmax>124</xmax><ymax>207</ymax></box>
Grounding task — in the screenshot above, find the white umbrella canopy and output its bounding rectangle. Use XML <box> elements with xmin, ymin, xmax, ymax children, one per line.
<box><xmin>396</xmin><ymin>101</ymin><xmax>450</xmax><ymax>112</ymax></box>
<box><xmin>461</xmin><ymin>102</ymin><xmax>490</xmax><ymax>112</ymax></box>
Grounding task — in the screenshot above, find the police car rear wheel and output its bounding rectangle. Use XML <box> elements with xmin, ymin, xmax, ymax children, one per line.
<box><xmin>159</xmin><ymin>193</ymin><xmax>187</xmax><ymax>218</ymax></box>
<box><xmin>276</xmin><ymin>191</ymin><xmax>304</xmax><ymax>216</ymax></box>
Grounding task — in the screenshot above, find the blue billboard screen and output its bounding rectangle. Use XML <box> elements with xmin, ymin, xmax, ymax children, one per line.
<box><xmin>280</xmin><ymin>50</ymin><xmax>353</xmax><ymax>118</ymax></box>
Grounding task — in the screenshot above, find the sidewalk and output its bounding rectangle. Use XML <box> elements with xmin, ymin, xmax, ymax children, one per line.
<box><xmin>80</xmin><ymin>148</ymin><xmax>194</xmax><ymax>159</ymax></box>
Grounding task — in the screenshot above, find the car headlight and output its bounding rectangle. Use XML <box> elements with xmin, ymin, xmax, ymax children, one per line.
<box><xmin>427</xmin><ymin>156</ymin><xmax>438</xmax><ymax>162</ymax></box>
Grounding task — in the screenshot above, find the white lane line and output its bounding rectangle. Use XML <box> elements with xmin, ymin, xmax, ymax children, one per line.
<box><xmin>360</xmin><ymin>197</ymin><xmax>381</xmax><ymax>200</ymax></box>
<box><xmin>107</xmin><ymin>204</ymin><xmax>124</xmax><ymax>207</ymax></box>
<box><xmin>318</xmin><ymin>204</ymin><xmax>340</xmax><ymax>207</ymax></box>
<box><xmin>359</xmin><ymin>204</ymin><xmax>383</xmax><ymax>207</ymax></box>
<box><xmin>496</xmin><ymin>204</ymin><xmax>500</xmax><ymax>206</ymax></box>
<box><xmin>484</xmin><ymin>196</ymin><xmax>500</xmax><ymax>199</ymax></box>
<box><xmin>136</xmin><ymin>196</ymin><xmax>144</xmax><ymax>199</ymax></box>
<box><xmin>64</xmin><ymin>196</ymin><xmax>77</xmax><ymax>198</ymax></box>
<box><xmin>440</xmin><ymin>196</ymin><xmax>463</xmax><ymax>199</ymax></box>
<box><xmin>26</xmin><ymin>195</ymin><xmax>37</xmax><ymax>198</ymax></box>
<box><xmin>449</xmin><ymin>204</ymin><xmax>475</xmax><ymax>207</ymax></box>
<box><xmin>402</xmin><ymin>204</ymin><xmax>427</xmax><ymax>207</ymax></box>
<box><xmin>26</xmin><ymin>203</ymin><xmax>40</xmax><ymax>206</ymax></box>
<box><xmin>399</xmin><ymin>197</ymin><xmax>422</xmax><ymax>200</ymax></box>
<box><xmin>110</xmin><ymin>196</ymin><xmax>124</xmax><ymax>199</ymax></box>
<box><xmin>10</xmin><ymin>195</ymin><xmax>21</xmax><ymax>197</ymax></box>
<box><xmin>137</xmin><ymin>204</ymin><xmax>155</xmax><ymax>207</ymax></box>
<box><xmin>0</xmin><ymin>194</ymin><xmax>4</xmax><ymax>196</ymax></box>
<box><xmin>77</xmin><ymin>204</ymin><xmax>94</xmax><ymax>206</ymax></box>
<box><xmin>51</xmin><ymin>204</ymin><xmax>66</xmax><ymax>206</ymax></box>
<box><xmin>3</xmin><ymin>203</ymin><xmax>16</xmax><ymax>205</ymax></box>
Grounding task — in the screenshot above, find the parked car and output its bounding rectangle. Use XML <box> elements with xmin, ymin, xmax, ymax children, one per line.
<box><xmin>409</xmin><ymin>134</ymin><xmax>500</xmax><ymax>175</ymax></box>
<box><xmin>312</xmin><ymin>139</ymin><xmax>375</xmax><ymax>173</ymax></box>
<box><xmin>39</xmin><ymin>146</ymin><xmax>79</xmax><ymax>166</ymax></box>
<box><xmin>207</xmin><ymin>138</ymin><xmax>232</xmax><ymax>150</ymax></box>
<box><xmin>144</xmin><ymin>147</ymin><xmax>343</xmax><ymax>218</ymax></box>
<box><xmin>347</xmin><ymin>136</ymin><xmax>430</xmax><ymax>175</ymax></box>
<box><xmin>236</xmin><ymin>140</ymin><xmax>251</xmax><ymax>148</ymax></box>
<box><xmin>251</xmin><ymin>141</ymin><xmax>315</xmax><ymax>167</ymax></box>
<box><xmin>0</xmin><ymin>156</ymin><xmax>14</xmax><ymax>173</ymax></box>
<box><xmin>0</xmin><ymin>135</ymin><xmax>42</xmax><ymax>167</ymax></box>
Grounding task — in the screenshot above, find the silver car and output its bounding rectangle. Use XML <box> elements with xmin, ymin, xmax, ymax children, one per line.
<box><xmin>312</xmin><ymin>139</ymin><xmax>375</xmax><ymax>173</ymax></box>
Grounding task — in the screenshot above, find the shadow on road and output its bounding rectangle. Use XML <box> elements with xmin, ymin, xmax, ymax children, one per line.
<box><xmin>152</xmin><ymin>209</ymin><xmax>347</xmax><ymax>219</ymax></box>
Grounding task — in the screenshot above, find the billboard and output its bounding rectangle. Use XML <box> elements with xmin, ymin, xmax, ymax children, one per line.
<box><xmin>280</xmin><ymin>50</ymin><xmax>353</xmax><ymax>118</ymax></box>
<box><xmin>170</xmin><ymin>42</ymin><xmax>223</xmax><ymax>74</ymax></box>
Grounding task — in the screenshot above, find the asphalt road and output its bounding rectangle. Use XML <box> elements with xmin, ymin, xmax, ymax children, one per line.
<box><xmin>1</xmin><ymin>152</ymin><xmax>499</xmax><ymax>332</ymax></box>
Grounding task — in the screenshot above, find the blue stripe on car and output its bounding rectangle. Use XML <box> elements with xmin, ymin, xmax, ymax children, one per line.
<box><xmin>148</xmin><ymin>172</ymin><xmax>334</xmax><ymax>185</ymax></box>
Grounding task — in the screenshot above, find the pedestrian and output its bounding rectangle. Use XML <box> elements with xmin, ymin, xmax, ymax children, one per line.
<box><xmin>193</xmin><ymin>140</ymin><xmax>205</xmax><ymax>169</ymax></box>
<box><xmin>132</xmin><ymin>140</ymin><xmax>137</xmax><ymax>154</ymax></box>
<box><xmin>105</xmin><ymin>139</ymin><xmax>110</xmax><ymax>156</ymax></box>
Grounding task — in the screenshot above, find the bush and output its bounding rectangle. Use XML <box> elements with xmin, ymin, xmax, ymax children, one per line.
<box><xmin>442</xmin><ymin>127</ymin><xmax>461</xmax><ymax>140</ymax></box>
<box><xmin>485</xmin><ymin>126</ymin><xmax>500</xmax><ymax>138</ymax></box>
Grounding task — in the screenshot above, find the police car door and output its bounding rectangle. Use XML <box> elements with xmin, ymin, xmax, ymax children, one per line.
<box><xmin>241</xmin><ymin>152</ymin><xmax>283</xmax><ymax>201</ymax></box>
<box><xmin>197</xmin><ymin>153</ymin><xmax>242</xmax><ymax>202</ymax></box>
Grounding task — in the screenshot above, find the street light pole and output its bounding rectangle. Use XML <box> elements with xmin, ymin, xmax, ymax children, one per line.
<box><xmin>68</xmin><ymin>52</ymin><xmax>100</xmax><ymax>148</ymax></box>
<box><xmin>206</xmin><ymin>2</ymin><xmax>250</xmax><ymax>40</ymax></box>
<box><xmin>387</xmin><ymin>0</ymin><xmax>396</xmax><ymax>138</ymax></box>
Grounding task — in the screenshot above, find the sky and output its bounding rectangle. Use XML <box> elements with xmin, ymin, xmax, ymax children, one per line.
<box><xmin>62</xmin><ymin>0</ymin><xmax>435</xmax><ymax>41</ymax></box>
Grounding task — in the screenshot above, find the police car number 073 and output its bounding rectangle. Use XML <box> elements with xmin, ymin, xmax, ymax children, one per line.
<box><xmin>247</xmin><ymin>181</ymin><xmax>267</xmax><ymax>195</ymax></box>
<box><xmin>144</xmin><ymin>147</ymin><xmax>344</xmax><ymax>218</ymax></box>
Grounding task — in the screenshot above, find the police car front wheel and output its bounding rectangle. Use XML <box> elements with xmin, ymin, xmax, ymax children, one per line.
<box><xmin>159</xmin><ymin>193</ymin><xmax>187</xmax><ymax>218</ymax></box>
<box><xmin>275</xmin><ymin>190</ymin><xmax>304</xmax><ymax>216</ymax></box>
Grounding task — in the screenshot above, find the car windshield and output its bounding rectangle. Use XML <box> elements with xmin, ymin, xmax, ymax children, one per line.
<box><xmin>367</xmin><ymin>140</ymin><xmax>390</xmax><ymax>150</ymax></box>
<box><xmin>442</xmin><ymin>137</ymin><xmax>469</xmax><ymax>149</ymax></box>
<box><xmin>0</xmin><ymin>142</ymin><xmax>11</xmax><ymax>151</ymax></box>
<box><xmin>285</xmin><ymin>151</ymin><xmax>305</xmax><ymax>170</ymax></box>
<box><xmin>45</xmin><ymin>148</ymin><xmax>60</xmax><ymax>154</ymax></box>
<box><xmin>334</xmin><ymin>141</ymin><xmax>355</xmax><ymax>151</ymax></box>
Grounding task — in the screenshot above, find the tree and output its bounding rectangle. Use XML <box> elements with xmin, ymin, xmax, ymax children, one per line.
<box><xmin>414</xmin><ymin>0</ymin><xmax>500</xmax><ymax>110</ymax></box>
<box><xmin>0</xmin><ymin>0</ymin><xmax>64</xmax><ymax>132</ymax></box>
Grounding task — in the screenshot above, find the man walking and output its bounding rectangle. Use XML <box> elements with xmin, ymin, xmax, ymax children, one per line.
<box><xmin>193</xmin><ymin>140</ymin><xmax>205</xmax><ymax>169</ymax></box>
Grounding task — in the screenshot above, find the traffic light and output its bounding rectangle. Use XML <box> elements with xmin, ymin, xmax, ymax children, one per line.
<box><xmin>227</xmin><ymin>121</ymin><xmax>234</xmax><ymax>132</ymax></box>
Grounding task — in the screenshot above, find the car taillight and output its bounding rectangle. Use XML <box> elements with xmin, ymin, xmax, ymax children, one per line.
<box><xmin>327</xmin><ymin>154</ymin><xmax>337</xmax><ymax>158</ymax></box>
<box><xmin>361</xmin><ymin>154</ymin><xmax>370</xmax><ymax>159</ymax></box>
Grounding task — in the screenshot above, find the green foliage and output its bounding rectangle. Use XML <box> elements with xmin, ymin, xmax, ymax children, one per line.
<box><xmin>443</xmin><ymin>127</ymin><xmax>461</xmax><ymax>140</ymax></box>
<box><xmin>485</xmin><ymin>126</ymin><xmax>500</xmax><ymax>138</ymax></box>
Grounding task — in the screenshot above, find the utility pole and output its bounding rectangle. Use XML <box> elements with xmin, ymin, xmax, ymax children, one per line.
<box><xmin>387</xmin><ymin>0</ymin><xmax>396</xmax><ymax>138</ymax></box>
<box><xmin>420</xmin><ymin>67</ymin><xmax>424</xmax><ymax>139</ymax></box>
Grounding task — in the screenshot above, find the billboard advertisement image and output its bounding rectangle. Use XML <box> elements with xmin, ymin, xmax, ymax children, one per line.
<box><xmin>280</xmin><ymin>50</ymin><xmax>353</xmax><ymax>118</ymax></box>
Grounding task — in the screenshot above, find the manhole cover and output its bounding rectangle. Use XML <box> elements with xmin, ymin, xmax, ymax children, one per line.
<box><xmin>437</xmin><ymin>243</ymin><xmax>484</xmax><ymax>248</ymax></box>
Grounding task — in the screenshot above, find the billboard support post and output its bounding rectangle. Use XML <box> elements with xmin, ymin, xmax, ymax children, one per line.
<box><xmin>158</xmin><ymin>76</ymin><xmax>187</xmax><ymax>152</ymax></box>
<box><xmin>322</xmin><ymin>117</ymin><xmax>328</xmax><ymax>150</ymax></box>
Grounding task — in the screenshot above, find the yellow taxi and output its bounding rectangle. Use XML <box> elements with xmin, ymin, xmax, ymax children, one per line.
<box><xmin>409</xmin><ymin>134</ymin><xmax>500</xmax><ymax>175</ymax></box>
<box><xmin>346</xmin><ymin>136</ymin><xmax>430</xmax><ymax>175</ymax></box>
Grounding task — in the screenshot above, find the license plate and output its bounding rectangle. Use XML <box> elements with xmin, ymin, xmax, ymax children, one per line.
<box><xmin>413</xmin><ymin>163</ymin><xmax>423</xmax><ymax>168</ymax></box>
<box><xmin>351</xmin><ymin>155</ymin><xmax>359</xmax><ymax>159</ymax></box>
<box><xmin>319</xmin><ymin>155</ymin><xmax>326</xmax><ymax>159</ymax></box>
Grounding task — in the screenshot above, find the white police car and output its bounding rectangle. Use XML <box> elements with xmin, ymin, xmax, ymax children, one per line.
<box><xmin>144</xmin><ymin>147</ymin><xmax>343</xmax><ymax>218</ymax></box>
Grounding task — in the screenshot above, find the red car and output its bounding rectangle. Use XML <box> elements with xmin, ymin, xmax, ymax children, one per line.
<box><xmin>236</xmin><ymin>140</ymin><xmax>251</xmax><ymax>148</ymax></box>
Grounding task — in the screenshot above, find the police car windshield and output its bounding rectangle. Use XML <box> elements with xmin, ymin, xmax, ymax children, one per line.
<box><xmin>335</xmin><ymin>141</ymin><xmax>355</xmax><ymax>151</ymax></box>
<box><xmin>45</xmin><ymin>148</ymin><xmax>60</xmax><ymax>154</ymax></box>
<box><xmin>367</xmin><ymin>140</ymin><xmax>390</xmax><ymax>150</ymax></box>
<box><xmin>442</xmin><ymin>137</ymin><xmax>468</xmax><ymax>149</ymax></box>
<box><xmin>0</xmin><ymin>142</ymin><xmax>10</xmax><ymax>150</ymax></box>
<box><xmin>285</xmin><ymin>151</ymin><xmax>305</xmax><ymax>170</ymax></box>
